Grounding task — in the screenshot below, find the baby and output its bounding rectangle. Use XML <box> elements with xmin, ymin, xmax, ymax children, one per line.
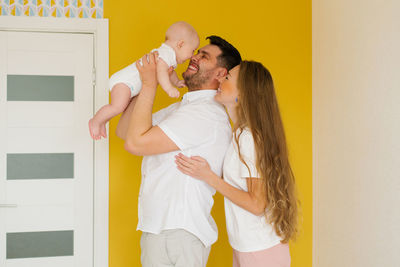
<box><xmin>89</xmin><ymin>21</ymin><xmax>199</xmax><ymax>140</ymax></box>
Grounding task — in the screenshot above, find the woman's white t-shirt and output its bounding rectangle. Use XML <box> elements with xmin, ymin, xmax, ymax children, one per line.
<box><xmin>223</xmin><ymin>128</ymin><xmax>282</xmax><ymax>252</ymax></box>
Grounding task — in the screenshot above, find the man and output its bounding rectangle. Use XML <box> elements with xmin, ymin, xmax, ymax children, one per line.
<box><xmin>116</xmin><ymin>36</ymin><xmax>241</xmax><ymax>267</ymax></box>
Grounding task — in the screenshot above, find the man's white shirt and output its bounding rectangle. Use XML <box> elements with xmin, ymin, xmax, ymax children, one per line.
<box><xmin>137</xmin><ymin>90</ymin><xmax>232</xmax><ymax>247</ymax></box>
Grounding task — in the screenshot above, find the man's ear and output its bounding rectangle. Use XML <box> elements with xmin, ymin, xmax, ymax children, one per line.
<box><xmin>216</xmin><ymin>68</ymin><xmax>228</xmax><ymax>82</ymax></box>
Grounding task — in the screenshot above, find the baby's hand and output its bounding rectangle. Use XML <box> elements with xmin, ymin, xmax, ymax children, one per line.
<box><xmin>175</xmin><ymin>80</ymin><xmax>186</xmax><ymax>88</ymax></box>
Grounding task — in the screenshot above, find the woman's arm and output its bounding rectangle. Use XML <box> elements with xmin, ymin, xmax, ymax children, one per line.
<box><xmin>175</xmin><ymin>154</ymin><xmax>267</xmax><ymax>216</ymax></box>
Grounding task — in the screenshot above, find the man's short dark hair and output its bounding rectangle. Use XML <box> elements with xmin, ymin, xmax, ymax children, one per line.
<box><xmin>206</xmin><ymin>35</ymin><xmax>242</xmax><ymax>71</ymax></box>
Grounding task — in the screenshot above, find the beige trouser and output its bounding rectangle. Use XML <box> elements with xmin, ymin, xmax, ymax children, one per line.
<box><xmin>140</xmin><ymin>229</ymin><xmax>211</xmax><ymax>267</ymax></box>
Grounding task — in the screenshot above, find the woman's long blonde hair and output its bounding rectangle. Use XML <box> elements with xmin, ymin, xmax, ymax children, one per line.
<box><xmin>234</xmin><ymin>60</ymin><xmax>299</xmax><ymax>243</ymax></box>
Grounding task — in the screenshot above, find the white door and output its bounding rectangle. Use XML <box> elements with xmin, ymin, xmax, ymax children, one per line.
<box><xmin>0</xmin><ymin>31</ymin><xmax>94</xmax><ymax>267</ymax></box>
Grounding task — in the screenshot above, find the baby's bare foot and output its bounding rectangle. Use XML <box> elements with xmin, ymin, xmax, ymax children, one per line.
<box><xmin>89</xmin><ymin>119</ymin><xmax>101</xmax><ymax>140</ymax></box>
<box><xmin>100</xmin><ymin>123</ymin><xmax>107</xmax><ymax>138</ymax></box>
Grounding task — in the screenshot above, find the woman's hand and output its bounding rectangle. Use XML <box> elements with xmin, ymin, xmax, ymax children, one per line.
<box><xmin>136</xmin><ymin>52</ymin><xmax>158</xmax><ymax>89</ymax></box>
<box><xmin>175</xmin><ymin>153</ymin><xmax>214</xmax><ymax>182</ymax></box>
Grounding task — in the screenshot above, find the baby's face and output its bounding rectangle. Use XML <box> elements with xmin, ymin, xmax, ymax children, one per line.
<box><xmin>176</xmin><ymin>39</ymin><xmax>199</xmax><ymax>64</ymax></box>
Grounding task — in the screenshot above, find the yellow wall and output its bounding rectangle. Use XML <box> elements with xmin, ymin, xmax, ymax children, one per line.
<box><xmin>104</xmin><ymin>0</ymin><xmax>312</xmax><ymax>266</ymax></box>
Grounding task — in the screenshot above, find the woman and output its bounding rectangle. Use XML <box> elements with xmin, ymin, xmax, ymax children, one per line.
<box><xmin>175</xmin><ymin>60</ymin><xmax>298</xmax><ymax>267</ymax></box>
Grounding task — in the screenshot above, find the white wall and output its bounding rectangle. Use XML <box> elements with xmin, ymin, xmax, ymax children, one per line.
<box><xmin>313</xmin><ymin>1</ymin><xmax>400</xmax><ymax>266</ymax></box>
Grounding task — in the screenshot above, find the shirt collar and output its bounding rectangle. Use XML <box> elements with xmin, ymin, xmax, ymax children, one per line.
<box><xmin>181</xmin><ymin>89</ymin><xmax>217</xmax><ymax>104</ymax></box>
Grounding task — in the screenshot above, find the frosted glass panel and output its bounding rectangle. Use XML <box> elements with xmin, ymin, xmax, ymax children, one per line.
<box><xmin>6</xmin><ymin>230</ymin><xmax>74</xmax><ymax>259</ymax></box>
<box><xmin>7</xmin><ymin>153</ymin><xmax>74</xmax><ymax>180</ymax></box>
<box><xmin>7</xmin><ymin>75</ymin><xmax>74</xmax><ymax>101</ymax></box>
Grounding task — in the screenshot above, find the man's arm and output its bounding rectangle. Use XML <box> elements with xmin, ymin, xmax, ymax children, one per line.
<box><xmin>115</xmin><ymin>94</ymin><xmax>137</xmax><ymax>140</ymax></box>
<box><xmin>123</xmin><ymin>52</ymin><xmax>179</xmax><ymax>156</ymax></box>
<box><xmin>115</xmin><ymin>65</ymin><xmax>176</xmax><ymax>140</ymax></box>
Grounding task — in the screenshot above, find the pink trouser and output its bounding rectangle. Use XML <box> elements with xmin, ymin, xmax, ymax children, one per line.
<box><xmin>232</xmin><ymin>243</ymin><xmax>290</xmax><ymax>267</ymax></box>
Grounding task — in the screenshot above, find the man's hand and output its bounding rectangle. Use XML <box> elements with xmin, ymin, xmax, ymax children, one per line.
<box><xmin>136</xmin><ymin>52</ymin><xmax>158</xmax><ymax>89</ymax></box>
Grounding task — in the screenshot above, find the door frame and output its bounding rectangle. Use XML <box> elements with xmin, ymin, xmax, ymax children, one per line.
<box><xmin>0</xmin><ymin>16</ymin><xmax>109</xmax><ymax>267</ymax></box>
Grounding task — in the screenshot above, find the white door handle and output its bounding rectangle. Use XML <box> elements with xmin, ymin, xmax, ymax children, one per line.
<box><xmin>0</xmin><ymin>204</ymin><xmax>18</xmax><ymax>208</ymax></box>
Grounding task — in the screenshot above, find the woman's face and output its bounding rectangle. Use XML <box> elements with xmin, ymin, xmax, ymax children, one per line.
<box><xmin>214</xmin><ymin>65</ymin><xmax>240</xmax><ymax>106</ymax></box>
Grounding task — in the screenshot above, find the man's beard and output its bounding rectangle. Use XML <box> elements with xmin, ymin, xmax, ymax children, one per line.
<box><xmin>183</xmin><ymin>68</ymin><xmax>214</xmax><ymax>91</ymax></box>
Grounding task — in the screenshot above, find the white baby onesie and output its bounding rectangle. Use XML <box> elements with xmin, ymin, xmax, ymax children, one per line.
<box><xmin>109</xmin><ymin>43</ymin><xmax>177</xmax><ymax>97</ymax></box>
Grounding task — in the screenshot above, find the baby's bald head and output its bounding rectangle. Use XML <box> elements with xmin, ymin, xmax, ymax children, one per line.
<box><xmin>166</xmin><ymin>21</ymin><xmax>199</xmax><ymax>44</ymax></box>
<box><xmin>165</xmin><ymin>21</ymin><xmax>200</xmax><ymax>64</ymax></box>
